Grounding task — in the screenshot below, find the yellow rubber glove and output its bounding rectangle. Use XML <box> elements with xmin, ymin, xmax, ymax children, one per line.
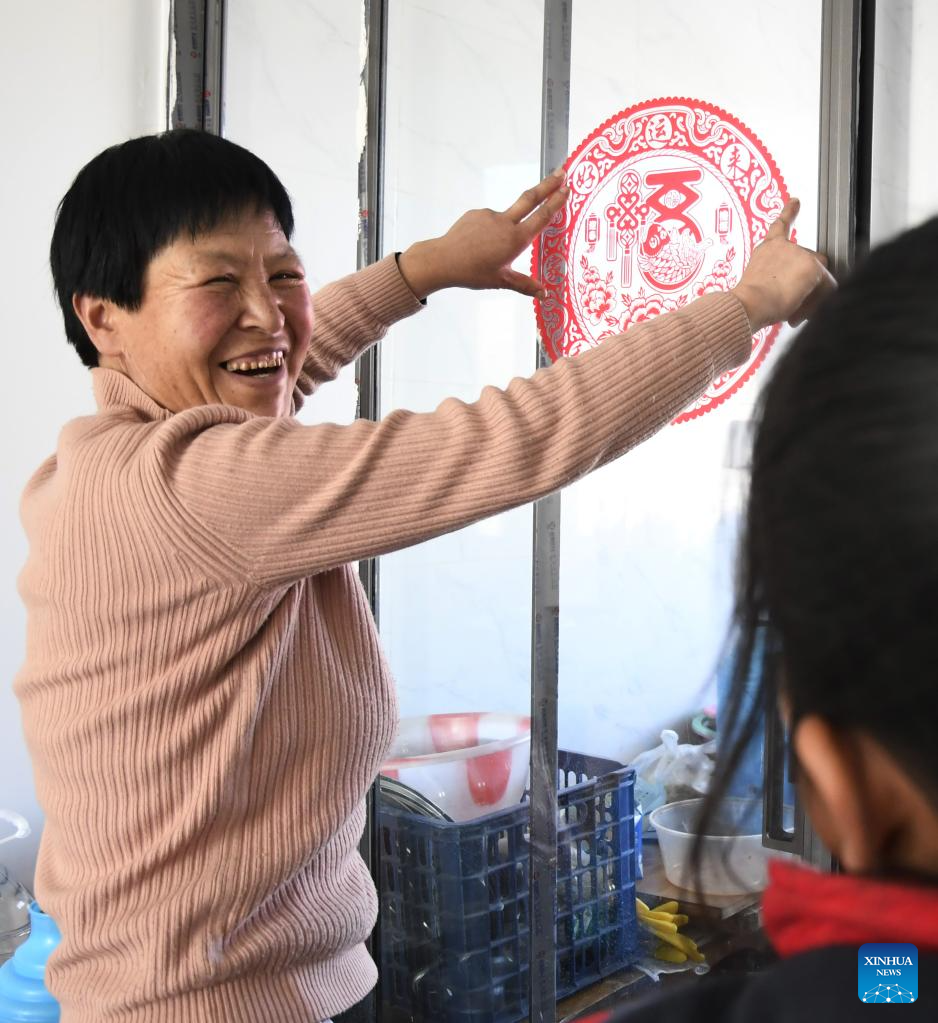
<box><xmin>636</xmin><ymin>898</ymin><xmax>706</xmax><ymax>964</ymax></box>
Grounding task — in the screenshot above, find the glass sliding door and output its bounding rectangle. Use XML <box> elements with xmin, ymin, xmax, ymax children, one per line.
<box><xmin>363</xmin><ymin>0</ymin><xmax>910</xmax><ymax>1019</ymax></box>
<box><xmin>376</xmin><ymin>6</ymin><xmax>542</xmax><ymax>1017</ymax></box>
<box><xmin>378</xmin><ymin>0</ymin><xmax>542</xmax><ymax>724</ymax></box>
<box><xmin>553</xmin><ymin>0</ymin><xmax>827</xmax><ymax>1009</ymax></box>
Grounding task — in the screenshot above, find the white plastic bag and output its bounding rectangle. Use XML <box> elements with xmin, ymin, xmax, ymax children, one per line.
<box><xmin>630</xmin><ymin>729</ymin><xmax>715</xmax><ymax>807</ymax></box>
<box><xmin>0</xmin><ymin>811</ymin><xmax>29</xmax><ymax>848</ymax></box>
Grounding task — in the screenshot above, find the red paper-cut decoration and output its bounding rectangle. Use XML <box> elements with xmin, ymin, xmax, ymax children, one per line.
<box><xmin>533</xmin><ymin>97</ymin><xmax>790</xmax><ymax>424</ymax></box>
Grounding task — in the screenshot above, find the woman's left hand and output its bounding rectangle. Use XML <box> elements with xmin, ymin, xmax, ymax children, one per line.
<box><xmin>397</xmin><ymin>170</ymin><xmax>569</xmax><ymax>300</ymax></box>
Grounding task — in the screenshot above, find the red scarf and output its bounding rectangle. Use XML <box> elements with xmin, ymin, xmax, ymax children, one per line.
<box><xmin>576</xmin><ymin>862</ymin><xmax>938</xmax><ymax>1023</ymax></box>
<box><xmin>763</xmin><ymin>859</ymin><xmax>938</xmax><ymax>957</ymax></box>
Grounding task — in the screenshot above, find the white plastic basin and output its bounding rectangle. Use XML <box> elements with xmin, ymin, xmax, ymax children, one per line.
<box><xmin>381</xmin><ymin>712</ymin><xmax>531</xmax><ymax>821</ymax></box>
<box><xmin>649</xmin><ymin>797</ymin><xmax>793</xmax><ymax>895</ymax></box>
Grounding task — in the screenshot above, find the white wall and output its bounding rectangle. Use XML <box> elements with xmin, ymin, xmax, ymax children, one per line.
<box><xmin>0</xmin><ymin>1</ymin><xmax>168</xmax><ymax>885</ymax></box>
<box><xmin>0</xmin><ymin>0</ymin><xmax>366</xmax><ymax>888</ymax></box>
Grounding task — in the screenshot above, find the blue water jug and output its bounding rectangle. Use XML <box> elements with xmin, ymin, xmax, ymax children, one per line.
<box><xmin>0</xmin><ymin>903</ymin><xmax>60</xmax><ymax>1021</ymax></box>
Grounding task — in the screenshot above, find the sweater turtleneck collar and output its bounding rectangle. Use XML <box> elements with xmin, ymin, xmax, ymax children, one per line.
<box><xmin>91</xmin><ymin>368</ymin><xmax>173</xmax><ymax>421</ymax></box>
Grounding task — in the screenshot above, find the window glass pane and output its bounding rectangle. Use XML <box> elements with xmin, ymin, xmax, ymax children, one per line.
<box><xmin>871</xmin><ymin>0</ymin><xmax>938</xmax><ymax>243</ymax></box>
<box><xmin>559</xmin><ymin>0</ymin><xmax>822</xmax><ymax>781</ymax></box>
<box><xmin>225</xmin><ymin>0</ymin><xmax>363</xmax><ymax>426</ymax></box>
<box><xmin>379</xmin><ymin>0</ymin><xmax>542</xmax><ymax>718</ymax></box>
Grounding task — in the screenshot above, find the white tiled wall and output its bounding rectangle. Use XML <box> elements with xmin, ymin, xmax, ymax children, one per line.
<box><xmin>1</xmin><ymin>0</ymin><xmax>168</xmax><ymax>885</ymax></box>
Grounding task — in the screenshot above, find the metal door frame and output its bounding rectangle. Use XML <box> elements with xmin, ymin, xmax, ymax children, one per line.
<box><xmin>167</xmin><ymin>0</ymin><xmax>225</xmax><ymax>133</ymax></box>
<box><xmin>764</xmin><ymin>0</ymin><xmax>875</xmax><ymax>871</ymax></box>
<box><xmin>356</xmin><ymin>4</ymin><xmax>389</xmax><ymax>1019</ymax></box>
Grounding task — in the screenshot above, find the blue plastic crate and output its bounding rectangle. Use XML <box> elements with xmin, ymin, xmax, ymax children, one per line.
<box><xmin>379</xmin><ymin>750</ymin><xmax>638</xmax><ymax>1023</ymax></box>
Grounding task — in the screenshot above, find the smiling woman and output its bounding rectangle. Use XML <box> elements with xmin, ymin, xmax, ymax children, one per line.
<box><xmin>51</xmin><ymin>132</ymin><xmax>311</xmax><ymax>419</ymax></box>
<box><xmin>74</xmin><ymin>211</ymin><xmax>313</xmax><ymax>418</ymax></box>
<box><xmin>15</xmin><ymin>129</ymin><xmax>830</xmax><ymax>1022</ymax></box>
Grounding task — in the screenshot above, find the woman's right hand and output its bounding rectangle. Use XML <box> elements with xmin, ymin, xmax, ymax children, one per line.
<box><xmin>732</xmin><ymin>198</ymin><xmax>836</xmax><ymax>333</ymax></box>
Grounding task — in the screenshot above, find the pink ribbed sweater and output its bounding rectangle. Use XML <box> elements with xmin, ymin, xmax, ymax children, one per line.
<box><xmin>16</xmin><ymin>254</ymin><xmax>751</xmax><ymax>1022</ymax></box>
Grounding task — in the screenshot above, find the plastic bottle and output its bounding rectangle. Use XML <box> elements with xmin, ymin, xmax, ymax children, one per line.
<box><xmin>0</xmin><ymin>868</ymin><xmax>30</xmax><ymax>967</ymax></box>
<box><xmin>0</xmin><ymin>813</ymin><xmax>31</xmax><ymax>966</ymax></box>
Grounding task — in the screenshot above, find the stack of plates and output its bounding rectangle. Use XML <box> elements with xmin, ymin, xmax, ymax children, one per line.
<box><xmin>378</xmin><ymin>776</ymin><xmax>453</xmax><ymax>821</ymax></box>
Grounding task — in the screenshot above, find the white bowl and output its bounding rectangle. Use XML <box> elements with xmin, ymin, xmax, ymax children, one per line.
<box><xmin>649</xmin><ymin>797</ymin><xmax>793</xmax><ymax>895</ymax></box>
<box><xmin>381</xmin><ymin>713</ymin><xmax>531</xmax><ymax>821</ymax></box>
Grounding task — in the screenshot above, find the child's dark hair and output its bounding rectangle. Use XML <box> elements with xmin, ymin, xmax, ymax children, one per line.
<box><xmin>698</xmin><ymin>216</ymin><xmax>938</xmax><ymax>871</ymax></box>
<box><xmin>50</xmin><ymin>129</ymin><xmax>295</xmax><ymax>368</ymax></box>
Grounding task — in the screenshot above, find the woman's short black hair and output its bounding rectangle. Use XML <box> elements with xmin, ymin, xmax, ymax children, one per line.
<box><xmin>50</xmin><ymin>129</ymin><xmax>295</xmax><ymax>368</ymax></box>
